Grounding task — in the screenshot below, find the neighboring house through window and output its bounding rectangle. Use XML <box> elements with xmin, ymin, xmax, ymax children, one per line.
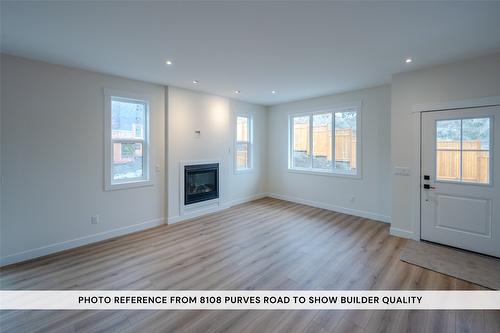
<box><xmin>104</xmin><ymin>90</ymin><xmax>152</xmax><ymax>190</ymax></box>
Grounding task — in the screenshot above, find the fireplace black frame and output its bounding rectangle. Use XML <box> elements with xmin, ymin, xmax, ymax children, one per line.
<box><xmin>184</xmin><ymin>163</ymin><xmax>219</xmax><ymax>205</ymax></box>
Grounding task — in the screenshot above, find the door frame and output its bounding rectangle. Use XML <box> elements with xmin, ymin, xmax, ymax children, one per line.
<box><xmin>410</xmin><ymin>96</ymin><xmax>500</xmax><ymax>241</ymax></box>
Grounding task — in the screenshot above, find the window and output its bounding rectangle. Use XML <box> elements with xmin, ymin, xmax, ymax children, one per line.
<box><xmin>292</xmin><ymin>115</ymin><xmax>310</xmax><ymax>168</ymax></box>
<box><xmin>235</xmin><ymin>114</ymin><xmax>253</xmax><ymax>172</ymax></box>
<box><xmin>289</xmin><ymin>106</ymin><xmax>360</xmax><ymax>176</ymax></box>
<box><xmin>104</xmin><ymin>90</ymin><xmax>151</xmax><ymax>190</ymax></box>
<box><xmin>436</xmin><ymin>117</ymin><xmax>490</xmax><ymax>184</ymax></box>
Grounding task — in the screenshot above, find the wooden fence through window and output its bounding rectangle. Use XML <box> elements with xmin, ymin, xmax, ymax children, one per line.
<box><xmin>293</xmin><ymin>124</ymin><xmax>356</xmax><ymax>168</ymax></box>
<box><xmin>437</xmin><ymin>140</ymin><xmax>489</xmax><ymax>183</ymax></box>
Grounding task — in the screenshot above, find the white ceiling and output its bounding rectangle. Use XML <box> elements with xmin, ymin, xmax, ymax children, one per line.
<box><xmin>2</xmin><ymin>1</ymin><xmax>500</xmax><ymax>106</ymax></box>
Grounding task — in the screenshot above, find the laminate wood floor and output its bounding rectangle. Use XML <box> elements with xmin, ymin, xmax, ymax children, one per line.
<box><xmin>1</xmin><ymin>198</ymin><xmax>499</xmax><ymax>333</ymax></box>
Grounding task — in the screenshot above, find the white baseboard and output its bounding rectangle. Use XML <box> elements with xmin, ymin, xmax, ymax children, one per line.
<box><xmin>268</xmin><ymin>193</ymin><xmax>391</xmax><ymax>223</ymax></box>
<box><xmin>389</xmin><ymin>226</ymin><xmax>415</xmax><ymax>239</ymax></box>
<box><xmin>0</xmin><ymin>218</ymin><xmax>166</xmax><ymax>267</ymax></box>
<box><xmin>225</xmin><ymin>192</ymin><xmax>269</xmax><ymax>207</ymax></box>
<box><xmin>167</xmin><ymin>205</ymin><xmax>225</xmax><ymax>224</ymax></box>
<box><xmin>168</xmin><ymin>192</ymin><xmax>268</xmax><ymax>225</ymax></box>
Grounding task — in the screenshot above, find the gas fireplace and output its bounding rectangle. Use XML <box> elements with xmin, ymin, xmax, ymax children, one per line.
<box><xmin>184</xmin><ymin>163</ymin><xmax>219</xmax><ymax>205</ymax></box>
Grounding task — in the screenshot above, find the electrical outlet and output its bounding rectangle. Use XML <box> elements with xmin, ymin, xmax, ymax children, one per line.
<box><xmin>155</xmin><ymin>164</ymin><xmax>161</xmax><ymax>173</ymax></box>
<box><xmin>350</xmin><ymin>195</ymin><xmax>356</xmax><ymax>203</ymax></box>
<box><xmin>91</xmin><ymin>215</ymin><xmax>99</xmax><ymax>225</ymax></box>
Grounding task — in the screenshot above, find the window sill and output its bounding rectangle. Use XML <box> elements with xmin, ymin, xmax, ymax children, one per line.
<box><xmin>287</xmin><ymin>168</ymin><xmax>361</xmax><ymax>179</ymax></box>
<box><xmin>105</xmin><ymin>179</ymin><xmax>153</xmax><ymax>191</ymax></box>
<box><xmin>234</xmin><ymin>168</ymin><xmax>254</xmax><ymax>175</ymax></box>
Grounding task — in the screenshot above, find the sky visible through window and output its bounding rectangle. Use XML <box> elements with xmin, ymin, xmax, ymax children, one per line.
<box><xmin>112</xmin><ymin>100</ymin><xmax>145</xmax><ymax>139</ymax></box>
<box><xmin>437</xmin><ymin>118</ymin><xmax>489</xmax><ymax>150</ymax></box>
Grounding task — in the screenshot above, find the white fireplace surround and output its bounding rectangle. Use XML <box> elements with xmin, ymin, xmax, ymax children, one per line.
<box><xmin>178</xmin><ymin>159</ymin><xmax>225</xmax><ymax>221</ymax></box>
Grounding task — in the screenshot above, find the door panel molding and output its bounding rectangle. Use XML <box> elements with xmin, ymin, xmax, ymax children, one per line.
<box><xmin>435</xmin><ymin>194</ymin><xmax>491</xmax><ymax>237</ymax></box>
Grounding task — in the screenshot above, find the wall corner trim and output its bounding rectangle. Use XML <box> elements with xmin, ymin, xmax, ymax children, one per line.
<box><xmin>389</xmin><ymin>226</ymin><xmax>415</xmax><ymax>239</ymax></box>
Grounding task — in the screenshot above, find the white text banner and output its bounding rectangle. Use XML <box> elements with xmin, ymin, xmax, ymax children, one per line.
<box><xmin>1</xmin><ymin>290</ymin><xmax>499</xmax><ymax>310</ymax></box>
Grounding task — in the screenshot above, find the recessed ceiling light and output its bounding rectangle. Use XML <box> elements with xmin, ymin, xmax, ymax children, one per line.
<box><xmin>193</xmin><ymin>80</ymin><xmax>199</xmax><ymax>84</ymax></box>
<box><xmin>165</xmin><ymin>59</ymin><xmax>173</xmax><ymax>66</ymax></box>
<box><xmin>271</xmin><ymin>90</ymin><xmax>277</xmax><ymax>94</ymax></box>
<box><xmin>234</xmin><ymin>90</ymin><xmax>241</xmax><ymax>94</ymax></box>
<box><xmin>405</xmin><ymin>58</ymin><xmax>413</xmax><ymax>64</ymax></box>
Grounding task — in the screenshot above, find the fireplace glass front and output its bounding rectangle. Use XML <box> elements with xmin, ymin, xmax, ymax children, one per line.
<box><xmin>184</xmin><ymin>163</ymin><xmax>219</xmax><ymax>205</ymax></box>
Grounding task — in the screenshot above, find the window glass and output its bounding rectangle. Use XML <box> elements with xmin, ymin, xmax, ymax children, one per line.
<box><xmin>462</xmin><ymin>118</ymin><xmax>490</xmax><ymax>150</ymax></box>
<box><xmin>290</xmin><ymin>108</ymin><xmax>360</xmax><ymax>175</ymax></box>
<box><xmin>436</xmin><ymin>118</ymin><xmax>490</xmax><ymax>184</ymax></box>
<box><xmin>237</xmin><ymin>116</ymin><xmax>248</xmax><ymax>142</ymax></box>
<box><xmin>462</xmin><ymin>118</ymin><xmax>490</xmax><ymax>184</ymax></box>
<box><xmin>236</xmin><ymin>143</ymin><xmax>249</xmax><ymax>170</ymax></box>
<box><xmin>312</xmin><ymin>113</ymin><xmax>332</xmax><ymax>170</ymax></box>
<box><xmin>334</xmin><ymin>111</ymin><xmax>357</xmax><ymax>174</ymax></box>
<box><xmin>112</xmin><ymin>99</ymin><xmax>145</xmax><ymax>140</ymax></box>
<box><xmin>292</xmin><ymin>116</ymin><xmax>311</xmax><ymax>168</ymax></box>
<box><xmin>436</xmin><ymin>119</ymin><xmax>461</xmax><ymax>181</ymax></box>
<box><xmin>235</xmin><ymin>115</ymin><xmax>252</xmax><ymax>171</ymax></box>
<box><xmin>113</xmin><ymin>143</ymin><xmax>143</xmax><ymax>181</ymax></box>
<box><xmin>110</xmin><ymin>97</ymin><xmax>147</xmax><ymax>183</ymax></box>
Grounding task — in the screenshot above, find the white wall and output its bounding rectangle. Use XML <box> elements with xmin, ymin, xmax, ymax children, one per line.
<box><xmin>228</xmin><ymin>99</ymin><xmax>268</xmax><ymax>201</ymax></box>
<box><xmin>167</xmin><ymin>87</ymin><xmax>267</xmax><ymax>222</ymax></box>
<box><xmin>391</xmin><ymin>53</ymin><xmax>500</xmax><ymax>238</ymax></box>
<box><xmin>0</xmin><ymin>55</ymin><xmax>166</xmax><ymax>265</ymax></box>
<box><xmin>267</xmin><ymin>85</ymin><xmax>391</xmax><ymax>222</ymax></box>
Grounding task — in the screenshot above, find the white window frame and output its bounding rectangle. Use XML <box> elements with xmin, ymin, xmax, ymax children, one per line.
<box><xmin>288</xmin><ymin>104</ymin><xmax>362</xmax><ymax>178</ymax></box>
<box><xmin>104</xmin><ymin>89</ymin><xmax>152</xmax><ymax>191</ymax></box>
<box><xmin>234</xmin><ymin>112</ymin><xmax>254</xmax><ymax>174</ymax></box>
<box><xmin>434</xmin><ymin>116</ymin><xmax>493</xmax><ymax>186</ymax></box>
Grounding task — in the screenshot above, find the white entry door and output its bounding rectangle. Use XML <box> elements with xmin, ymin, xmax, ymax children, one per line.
<box><xmin>421</xmin><ymin>106</ymin><xmax>500</xmax><ymax>258</ymax></box>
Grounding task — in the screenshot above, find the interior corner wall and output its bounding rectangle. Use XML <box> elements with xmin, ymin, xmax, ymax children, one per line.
<box><xmin>390</xmin><ymin>52</ymin><xmax>500</xmax><ymax>238</ymax></box>
<box><xmin>267</xmin><ymin>85</ymin><xmax>392</xmax><ymax>222</ymax></box>
<box><xmin>166</xmin><ymin>86</ymin><xmax>267</xmax><ymax>221</ymax></box>
<box><xmin>0</xmin><ymin>54</ymin><xmax>166</xmax><ymax>265</ymax></box>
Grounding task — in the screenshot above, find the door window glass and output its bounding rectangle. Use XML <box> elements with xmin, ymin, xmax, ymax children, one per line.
<box><xmin>436</xmin><ymin>117</ymin><xmax>490</xmax><ymax>184</ymax></box>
